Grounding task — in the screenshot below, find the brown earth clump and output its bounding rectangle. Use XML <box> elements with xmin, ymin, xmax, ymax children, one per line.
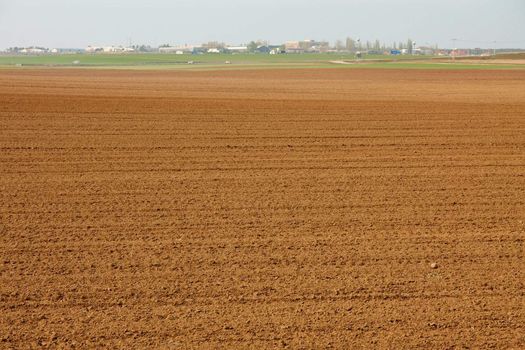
<box><xmin>1</xmin><ymin>68</ymin><xmax>524</xmax><ymax>349</ymax></box>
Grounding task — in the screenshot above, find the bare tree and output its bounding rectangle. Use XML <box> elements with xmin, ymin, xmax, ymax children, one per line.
<box><xmin>335</xmin><ymin>40</ymin><xmax>344</xmax><ymax>51</ymax></box>
<box><xmin>345</xmin><ymin>37</ymin><xmax>356</xmax><ymax>52</ymax></box>
<box><xmin>407</xmin><ymin>39</ymin><xmax>413</xmax><ymax>54</ymax></box>
<box><xmin>247</xmin><ymin>41</ymin><xmax>258</xmax><ymax>53</ymax></box>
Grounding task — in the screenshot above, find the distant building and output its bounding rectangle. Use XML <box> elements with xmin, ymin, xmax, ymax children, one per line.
<box><xmin>454</xmin><ymin>49</ymin><xmax>469</xmax><ymax>57</ymax></box>
<box><xmin>260</xmin><ymin>45</ymin><xmax>282</xmax><ymax>54</ymax></box>
<box><xmin>86</xmin><ymin>46</ymin><xmax>103</xmax><ymax>53</ymax></box>
<box><xmin>470</xmin><ymin>48</ymin><xmax>491</xmax><ymax>56</ymax></box>
<box><xmin>102</xmin><ymin>46</ymin><xmax>134</xmax><ymax>53</ymax></box>
<box><xmin>192</xmin><ymin>47</ymin><xmax>207</xmax><ymax>54</ymax></box>
<box><xmin>284</xmin><ymin>41</ymin><xmax>303</xmax><ymax>53</ymax></box>
<box><xmin>414</xmin><ymin>47</ymin><xmax>435</xmax><ymax>55</ymax></box>
<box><xmin>159</xmin><ymin>45</ymin><xmax>194</xmax><ymax>53</ymax></box>
<box><xmin>85</xmin><ymin>46</ymin><xmax>134</xmax><ymax>53</ymax></box>
<box><xmin>284</xmin><ymin>40</ymin><xmax>328</xmax><ymax>53</ymax></box>
<box><xmin>255</xmin><ymin>45</ymin><xmax>270</xmax><ymax>54</ymax></box>
<box><xmin>201</xmin><ymin>41</ymin><xmax>225</xmax><ymax>50</ymax></box>
<box><xmin>225</xmin><ymin>46</ymin><xmax>248</xmax><ymax>53</ymax></box>
<box><xmin>19</xmin><ymin>47</ymin><xmax>48</xmax><ymax>54</ymax></box>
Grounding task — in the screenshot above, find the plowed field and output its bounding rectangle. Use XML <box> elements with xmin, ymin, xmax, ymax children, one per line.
<box><xmin>1</xmin><ymin>68</ymin><xmax>524</xmax><ymax>349</ymax></box>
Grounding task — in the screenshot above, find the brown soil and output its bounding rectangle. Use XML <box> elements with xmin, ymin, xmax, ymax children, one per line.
<box><xmin>495</xmin><ymin>53</ymin><xmax>525</xmax><ymax>60</ymax></box>
<box><xmin>452</xmin><ymin>53</ymin><xmax>525</xmax><ymax>60</ymax></box>
<box><xmin>439</xmin><ymin>58</ymin><xmax>525</xmax><ymax>65</ymax></box>
<box><xmin>449</xmin><ymin>52</ymin><xmax>525</xmax><ymax>65</ymax></box>
<box><xmin>1</xmin><ymin>68</ymin><xmax>524</xmax><ymax>349</ymax></box>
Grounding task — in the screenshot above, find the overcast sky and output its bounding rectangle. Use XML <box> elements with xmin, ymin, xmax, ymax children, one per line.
<box><xmin>1</xmin><ymin>0</ymin><xmax>524</xmax><ymax>49</ymax></box>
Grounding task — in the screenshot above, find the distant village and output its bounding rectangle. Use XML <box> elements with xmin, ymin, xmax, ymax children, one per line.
<box><xmin>2</xmin><ymin>38</ymin><xmax>509</xmax><ymax>57</ymax></box>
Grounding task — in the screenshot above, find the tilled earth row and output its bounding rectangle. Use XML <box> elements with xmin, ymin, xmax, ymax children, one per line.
<box><xmin>1</xmin><ymin>68</ymin><xmax>524</xmax><ymax>349</ymax></box>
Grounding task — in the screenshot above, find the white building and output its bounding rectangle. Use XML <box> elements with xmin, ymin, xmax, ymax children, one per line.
<box><xmin>159</xmin><ymin>45</ymin><xmax>194</xmax><ymax>53</ymax></box>
<box><xmin>20</xmin><ymin>47</ymin><xmax>48</xmax><ymax>54</ymax></box>
<box><xmin>103</xmin><ymin>46</ymin><xmax>125</xmax><ymax>53</ymax></box>
<box><xmin>226</xmin><ymin>46</ymin><xmax>248</xmax><ymax>53</ymax></box>
<box><xmin>85</xmin><ymin>46</ymin><xmax>102</xmax><ymax>53</ymax></box>
<box><xmin>85</xmin><ymin>46</ymin><xmax>134</xmax><ymax>53</ymax></box>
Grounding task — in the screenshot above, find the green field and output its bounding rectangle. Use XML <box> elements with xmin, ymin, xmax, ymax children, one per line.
<box><xmin>0</xmin><ymin>53</ymin><xmax>416</xmax><ymax>66</ymax></box>
<box><xmin>0</xmin><ymin>53</ymin><xmax>523</xmax><ymax>70</ymax></box>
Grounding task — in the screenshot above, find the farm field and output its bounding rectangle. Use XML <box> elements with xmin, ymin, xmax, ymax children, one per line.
<box><xmin>0</xmin><ymin>68</ymin><xmax>524</xmax><ymax>348</ymax></box>
<box><xmin>2</xmin><ymin>53</ymin><xmax>525</xmax><ymax>71</ymax></box>
<box><xmin>0</xmin><ymin>53</ymin><xmax>423</xmax><ymax>67</ymax></box>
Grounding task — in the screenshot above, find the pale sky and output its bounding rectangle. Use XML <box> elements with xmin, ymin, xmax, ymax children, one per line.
<box><xmin>1</xmin><ymin>0</ymin><xmax>524</xmax><ymax>49</ymax></box>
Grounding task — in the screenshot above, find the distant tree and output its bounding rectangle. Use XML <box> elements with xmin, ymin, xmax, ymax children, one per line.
<box><xmin>345</xmin><ymin>37</ymin><xmax>356</xmax><ymax>52</ymax></box>
<box><xmin>374</xmin><ymin>40</ymin><xmax>381</xmax><ymax>51</ymax></box>
<box><xmin>299</xmin><ymin>40</ymin><xmax>311</xmax><ymax>50</ymax></box>
<box><xmin>247</xmin><ymin>41</ymin><xmax>258</xmax><ymax>53</ymax></box>
<box><xmin>318</xmin><ymin>41</ymin><xmax>330</xmax><ymax>52</ymax></box>
<box><xmin>407</xmin><ymin>39</ymin><xmax>413</xmax><ymax>54</ymax></box>
<box><xmin>335</xmin><ymin>40</ymin><xmax>344</xmax><ymax>51</ymax></box>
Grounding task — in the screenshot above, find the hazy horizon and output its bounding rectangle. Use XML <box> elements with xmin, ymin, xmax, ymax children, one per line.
<box><xmin>1</xmin><ymin>0</ymin><xmax>524</xmax><ymax>50</ymax></box>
